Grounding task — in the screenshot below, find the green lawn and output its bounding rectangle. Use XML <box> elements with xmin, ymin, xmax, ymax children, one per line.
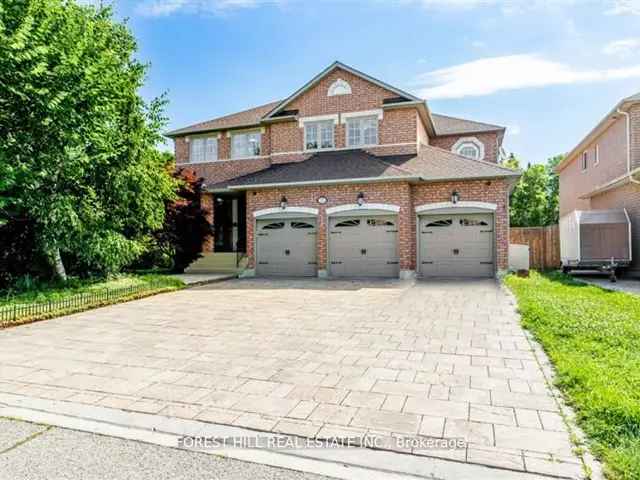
<box><xmin>0</xmin><ymin>274</ymin><xmax>185</xmax><ymax>327</ymax></box>
<box><xmin>505</xmin><ymin>272</ymin><xmax>640</xmax><ymax>479</ymax></box>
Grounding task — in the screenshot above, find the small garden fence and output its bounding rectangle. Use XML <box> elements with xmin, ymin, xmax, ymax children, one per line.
<box><xmin>0</xmin><ymin>279</ymin><xmax>175</xmax><ymax>326</ymax></box>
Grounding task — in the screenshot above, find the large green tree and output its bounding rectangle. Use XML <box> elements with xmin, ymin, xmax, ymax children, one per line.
<box><xmin>0</xmin><ymin>0</ymin><xmax>176</xmax><ymax>279</ymax></box>
<box><xmin>506</xmin><ymin>154</ymin><xmax>563</xmax><ymax>227</ymax></box>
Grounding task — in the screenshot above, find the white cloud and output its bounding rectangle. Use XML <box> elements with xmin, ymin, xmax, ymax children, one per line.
<box><xmin>605</xmin><ymin>0</ymin><xmax>640</xmax><ymax>15</ymax></box>
<box><xmin>416</xmin><ymin>54</ymin><xmax>640</xmax><ymax>99</ymax></box>
<box><xmin>603</xmin><ymin>38</ymin><xmax>640</xmax><ymax>58</ymax></box>
<box><xmin>471</xmin><ymin>40</ymin><xmax>486</xmax><ymax>48</ymax></box>
<box><xmin>136</xmin><ymin>0</ymin><xmax>276</xmax><ymax>16</ymax></box>
<box><xmin>509</xmin><ymin>125</ymin><xmax>521</xmax><ymax>135</ymax></box>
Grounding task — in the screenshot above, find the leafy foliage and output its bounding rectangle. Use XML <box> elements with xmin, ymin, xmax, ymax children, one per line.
<box><xmin>134</xmin><ymin>163</ymin><xmax>212</xmax><ymax>273</ymax></box>
<box><xmin>506</xmin><ymin>154</ymin><xmax>563</xmax><ymax>227</ymax></box>
<box><xmin>506</xmin><ymin>272</ymin><xmax>640</xmax><ymax>479</ymax></box>
<box><xmin>0</xmin><ymin>0</ymin><xmax>176</xmax><ymax>279</ymax></box>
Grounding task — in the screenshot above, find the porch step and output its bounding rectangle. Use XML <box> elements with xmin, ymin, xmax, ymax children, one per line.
<box><xmin>185</xmin><ymin>253</ymin><xmax>244</xmax><ymax>274</ymax></box>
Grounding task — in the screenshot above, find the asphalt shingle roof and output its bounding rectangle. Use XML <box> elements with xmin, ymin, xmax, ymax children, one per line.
<box><xmin>166</xmin><ymin>106</ymin><xmax>506</xmax><ymax>138</ymax></box>
<box><xmin>431</xmin><ymin>113</ymin><xmax>505</xmax><ymax>136</ymax></box>
<box><xmin>166</xmin><ymin>101</ymin><xmax>281</xmax><ymax>137</ymax></box>
<box><xmin>209</xmin><ymin>148</ymin><xmax>519</xmax><ymax>190</ymax></box>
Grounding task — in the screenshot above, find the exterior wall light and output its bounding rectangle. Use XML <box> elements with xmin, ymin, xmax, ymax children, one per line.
<box><xmin>280</xmin><ymin>196</ymin><xmax>288</xmax><ymax>210</ymax></box>
<box><xmin>357</xmin><ymin>192</ymin><xmax>365</xmax><ymax>206</ymax></box>
<box><xmin>451</xmin><ymin>191</ymin><xmax>459</xmax><ymax>204</ymax></box>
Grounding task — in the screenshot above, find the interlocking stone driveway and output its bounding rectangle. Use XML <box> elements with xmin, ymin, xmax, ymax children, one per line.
<box><xmin>0</xmin><ymin>279</ymin><xmax>584</xmax><ymax>478</ymax></box>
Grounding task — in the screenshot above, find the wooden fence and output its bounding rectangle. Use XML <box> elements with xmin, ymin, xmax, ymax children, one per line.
<box><xmin>510</xmin><ymin>225</ymin><xmax>560</xmax><ymax>270</ymax></box>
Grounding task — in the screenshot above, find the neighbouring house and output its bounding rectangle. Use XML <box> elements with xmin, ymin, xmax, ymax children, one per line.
<box><xmin>166</xmin><ymin>61</ymin><xmax>519</xmax><ymax>279</ymax></box>
<box><xmin>556</xmin><ymin>92</ymin><xmax>640</xmax><ymax>277</ymax></box>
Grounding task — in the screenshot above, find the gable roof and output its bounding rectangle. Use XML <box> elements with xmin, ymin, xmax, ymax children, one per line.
<box><xmin>556</xmin><ymin>90</ymin><xmax>640</xmax><ymax>173</ymax></box>
<box><xmin>207</xmin><ymin>148</ymin><xmax>519</xmax><ymax>191</ymax></box>
<box><xmin>165</xmin><ymin>101</ymin><xmax>279</xmax><ymax>137</ymax></box>
<box><xmin>263</xmin><ymin>61</ymin><xmax>422</xmax><ymax>118</ymax></box>
<box><xmin>431</xmin><ymin>113</ymin><xmax>505</xmax><ymax>136</ymax></box>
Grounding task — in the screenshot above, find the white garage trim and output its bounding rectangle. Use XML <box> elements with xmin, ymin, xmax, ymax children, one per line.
<box><xmin>253</xmin><ymin>206</ymin><xmax>318</xmax><ymax>218</ymax></box>
<box><xmin>326</xmin><ymin>203</ymin><xmax>400</xmax><ymax>215</ymax></box>
<box><xmin>415</xmin><ymin>201</ymin><xmax>497</xmax><ymax>214</ymax></box>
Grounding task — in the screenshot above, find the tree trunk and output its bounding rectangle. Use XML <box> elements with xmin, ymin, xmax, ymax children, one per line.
<box><xmin>52</xmin><ymin>247</ymin><xmax>67</xmax><ymax>281</ymax></box>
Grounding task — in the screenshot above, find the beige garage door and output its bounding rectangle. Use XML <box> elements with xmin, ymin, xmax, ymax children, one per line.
<box><xmin>329</xmin><ymin>215</ymin><xmax>399</xmax><ymax>277</ymax></box>
<box><xmin>256</xmin><ymin>218</ymin><xmax>317</xmax><ymax>277</ymax></box>
<box><xmin>419</xmin><ymin>213</ymin><xmax>494</xmax><ymax>277</ymax></box>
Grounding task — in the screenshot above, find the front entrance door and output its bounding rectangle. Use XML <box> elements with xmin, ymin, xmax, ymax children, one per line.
<box><xmin>213</xmin><ymin>194</ymin><xmax>246</xmax><ymax>252</ymax></box>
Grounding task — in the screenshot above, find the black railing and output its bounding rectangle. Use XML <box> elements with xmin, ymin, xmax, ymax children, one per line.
<box><xmin>0</xmin><ymin>279</ymin><xmax>175</xmax><ymax>326</ymax></box>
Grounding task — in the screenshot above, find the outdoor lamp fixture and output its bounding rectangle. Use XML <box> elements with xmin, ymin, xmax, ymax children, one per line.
<box><xmin>280</xmin><ymin>196</ymin><xmax>288</xmax><ymax>210</ymax></box>
<box><xmin>451</xmin><ymin>191</ymin><xmax>459</xmax><ymax>204</ymax></box>
<box><xmin>357</xmin><ymin>192</ymin><xmax>365</xmax><ymax>206</ymax></box>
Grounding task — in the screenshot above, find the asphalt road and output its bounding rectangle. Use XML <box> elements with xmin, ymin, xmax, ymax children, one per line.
<box><xmin>0</xmin><ymin>418</ymin><xmax>334</xmax><ymax>480</ymax></box>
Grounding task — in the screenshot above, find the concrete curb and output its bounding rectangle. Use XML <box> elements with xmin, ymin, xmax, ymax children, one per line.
<box><xmin>0</xmin><ymin>392</ymin><xmax>557</xmax><ymax>480</ymax></box>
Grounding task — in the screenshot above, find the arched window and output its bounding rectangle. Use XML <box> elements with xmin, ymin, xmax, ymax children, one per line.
<box><xmin>452</xmin><ymin>137</ymin><xmax>485</xmax><ymax>161</ymax></box>
<box><xmin>328</xmin><ymin>79</ymin><xmax>352</xmax><ymax>96</ymax></box>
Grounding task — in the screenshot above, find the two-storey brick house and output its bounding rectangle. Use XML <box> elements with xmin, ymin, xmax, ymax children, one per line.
<box><xmin>167</xmin><ymin>62</ymin><xmax>519</xmax><ymax>279</ymax></box>
<box><xmin>556</xmin><ymin>92</ymin><xmax>640</xmax><ymax>277</ymax></box>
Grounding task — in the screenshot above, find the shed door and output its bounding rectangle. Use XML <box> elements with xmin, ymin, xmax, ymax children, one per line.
<box><xmin>329</xmin><ymin>216</ymin><xmax>399</xmax><ymax>277</ymax></box>
<box><xmin>256</xmin><ymin>218</ymin><xmax>317</xmax><ymax>277</ymax></box>
<box><xmin>419</xmin><ymin>213</ymin><xmax>494</xmax><ymax>277</ymax></box>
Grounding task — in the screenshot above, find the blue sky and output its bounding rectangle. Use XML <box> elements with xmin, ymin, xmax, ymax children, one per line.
<box><xmin>104</xmin><ymin>0</ymin><xmax>639</xmax><ymax>164</ymax></box>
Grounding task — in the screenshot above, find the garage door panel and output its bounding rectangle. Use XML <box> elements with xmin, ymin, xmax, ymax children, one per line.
<box><xmin>256</xmin><ymin>218</ymin><xmax>317</xmax><ymax>277</ymax></box>
<box><xmin>329</xmin><ymin>215</ymin><xmax>399</xmax><ymax>278</ymax></box>
<box><xmin>419</xmin><ymin>213</ymin><xmax>494</xmax><ymax>278</ymax></box>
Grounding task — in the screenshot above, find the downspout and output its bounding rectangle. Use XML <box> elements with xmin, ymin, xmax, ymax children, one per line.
<box><xmin>618</xmin><ymin>108</ymin><xmax>640</xmax><ymax>185</ymax></box>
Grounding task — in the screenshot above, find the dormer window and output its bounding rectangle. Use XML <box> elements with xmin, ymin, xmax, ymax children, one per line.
<box><xmin>231</xmin><ymin>131</ymin><xmax>261</xmax><ymax>159</ymax></box>
<box><xmin>346</xmin><ymin>115</ymin><xmax>378</xmax><ymax>147</ymax></box>
<box><xmin>190</xmin><ymin>136</ymin><xmax>217</xmax><ymax>163</ymax></box>
<box><xmin>305</xmin><ymin>120</ymin><xmax>335</xmax><ymax>150</ymax></box>
<box><xmin>452</xmin><ymin>137</ymin><xmax>485</xmax><ymax>161</ymax></box>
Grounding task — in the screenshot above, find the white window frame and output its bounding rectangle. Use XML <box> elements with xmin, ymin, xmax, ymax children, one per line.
<box><xmin>231</xmin><ymin>130</ymin><xmax>262</xmax><ymax>159</ymax></box>
<box><xmin>581</xmin><ymin>151</ymin><xmax>588</xmax><ymax>171</ymax></box>
<box><xmin>452</xmin><ymin>137</ymin><xmax>485</xmax><ymax>161</ymax></box>
<box><xmin>304</xmin><ymin>120</ymin><xmax>335</xmax><ymax>151</ymax></box>
<box><xmin>346</xmin><ymin>115</ymin><xmax>379</xmax><ymax>148</ymax></box>
<box><xmin>189</xmin><ymin>135</ymin><xmax>218</xmax><ymax>163</ymax></box>
<box><xmin>594</xmin><ymin>144</ymin><xmax>599</xmax><ymax>166</ymax></box>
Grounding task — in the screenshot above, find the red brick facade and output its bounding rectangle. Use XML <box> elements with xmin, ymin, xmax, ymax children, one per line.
<box><xmin>171</xmin><ymin>63</ymin><xmax>512</xmax><ymax>277</ymax></box>
<box><xmin>244</xmin><ymin>179</ymin><xmax>511</xmax><ymax>275</ymax></box>
<box><xmin>430</xmin><ymin>132</ymin><xmax>500</xmax><ymax>164</ymax></box>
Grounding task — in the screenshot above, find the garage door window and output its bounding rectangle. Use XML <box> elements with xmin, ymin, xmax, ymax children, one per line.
<box><xmin>262</xmin><ymin>222</ymin><xmax>285</xmax><ymax>230</ymax></box>
<box><xmin>291</xmin><ymin>221</ymin><xmax>314</xmax><ymax>229</ymax></box>
<box><xmin>334</xmin><ymin>219</ymin><xmax>360</xmax><ymax>227</ymax></box>
<box><xmin>460</xmin><ymin>218</ymin><xmax>489</xmax><ymax>226</ymax></box>
<box><xmin>426</xmin><ymin>219</ymin><xmax>452</xmax><ymax>227</ymax></box>
<box><xmin>367</xmin><ymin>218</ymin><xmax>394</xmax><ymax>227</ymax></box>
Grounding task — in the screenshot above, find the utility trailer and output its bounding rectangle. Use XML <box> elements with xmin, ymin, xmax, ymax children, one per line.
<box><xmin>560</xmin><ymin>209</ymin><xmax>632</xmax><ymax>282</ymax></box>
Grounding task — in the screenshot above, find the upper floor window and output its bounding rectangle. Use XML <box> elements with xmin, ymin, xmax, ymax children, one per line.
<box><xmin>452</xmin><ymin>137</ymin><xmax>485</xmax><ymax>161</ymax></box>
<box><xmin>231</xmin><ymin>131</ymin><xmax>261</xmax><ymax>159</ymax></box>
<box><xmin>305</xmin><ymin>120</ymin><xmax>335</xmax><ymax>150</ymax></box>
<box><xmin>594</xmin><ymin>144</ymin><xmax>599</xmax><ymax>165</ymax></box>
<box><xmin>190</xmin><ymin>136</ymin><xmax>217</xmax><ymax>163</ymax></box>
<box><xmin>328</xmin><ymin>79</ymin><xmax>352</xmax><ymax>96</ymax></box>
<box><xmin>581</xmin><ymin>151</ymin><xmax>588</xmax><ymax>171</ymax></box>
<box><xmin>346</xmin><ymin>116</ymin><xmax>378</xmax><ymax>147</ymax></box>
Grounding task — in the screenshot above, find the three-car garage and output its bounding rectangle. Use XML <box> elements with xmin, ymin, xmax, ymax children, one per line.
<box><xmin>253</xmin><ymin>203</ymin><xmax>496</xmax><ymax>279</ymax></box>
